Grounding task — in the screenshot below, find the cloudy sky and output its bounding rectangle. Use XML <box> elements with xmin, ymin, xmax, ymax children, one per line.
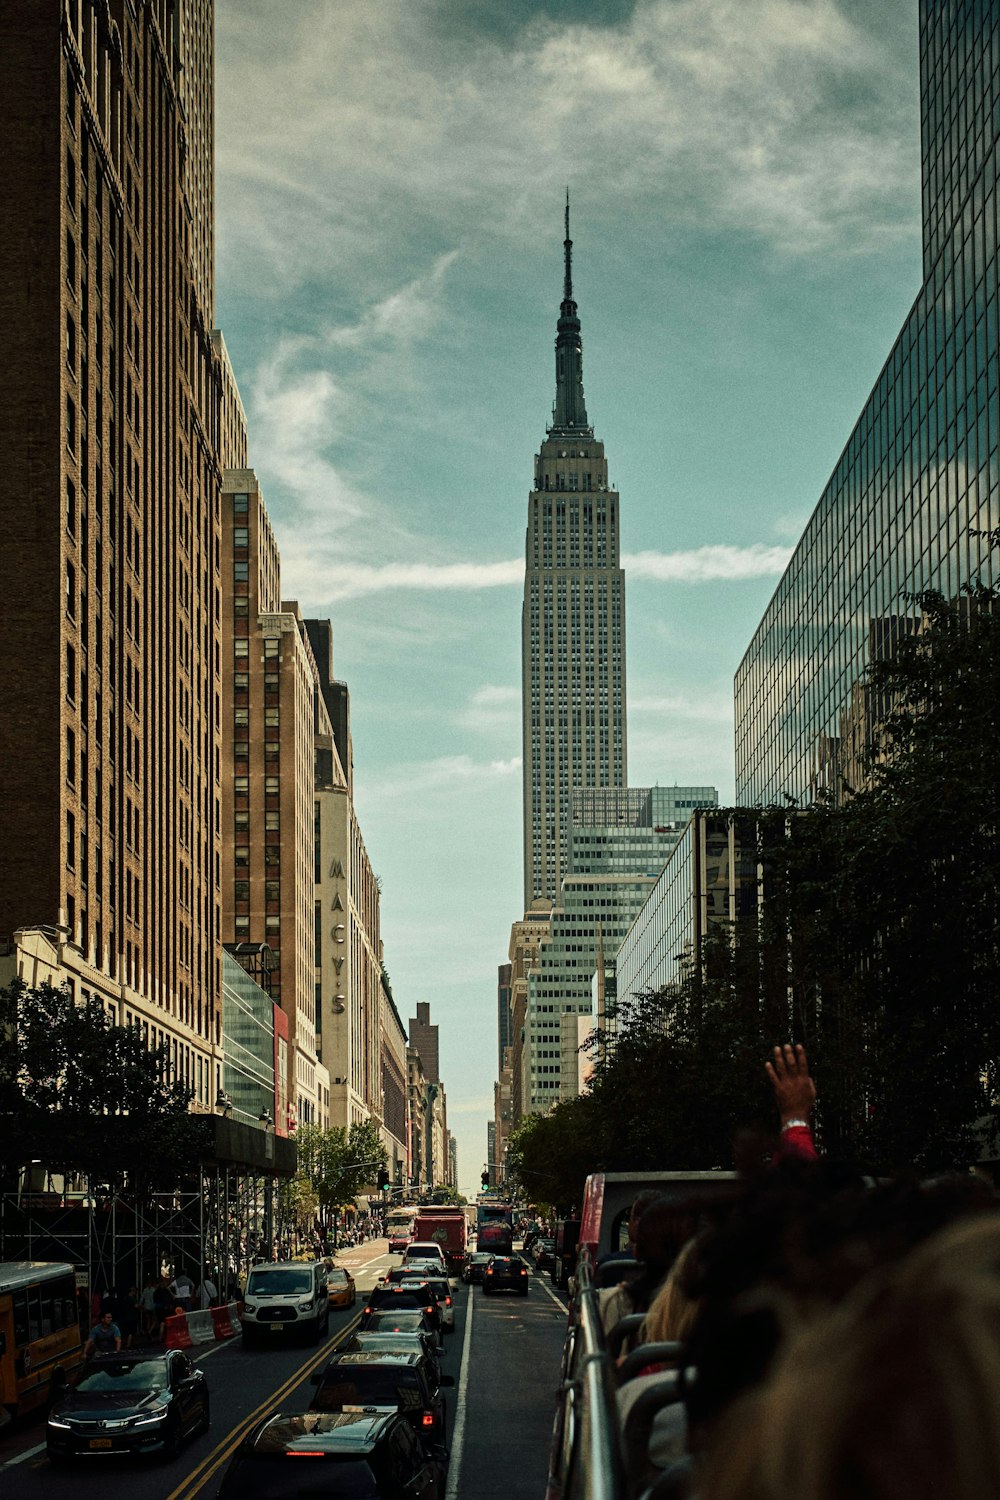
<box><xmin>215</xmin><ymin>0</ymin><xmax>923</xmax><ymax>1195</ymax></box>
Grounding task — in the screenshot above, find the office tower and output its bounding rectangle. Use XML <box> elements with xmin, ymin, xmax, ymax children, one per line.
<box><xmin>521</xmin><ymin>785</ymin><xmax>717</xmax><ymax>1112</ymax></box>
<box><xmin>497</xmin><ymin>962</ymin><xmax>513</xmax><ymax>1074</ymax></box>
<box><xmin>736</xmin><ymin>0</ymin><xmax>999</xmax><ymax>804</ymax></box>
<box><xmin>221</xmin><ymin>470</ymin><xmax>330</xmax><ymax>1129</ymax></box>
<box><xmin>522</xmin><ymin>202</ymin><xmax>628</xmax><ymax>906</ymax></box>
<box><xmin>507</xmin><ymin>902</ymin><xmax>554</xmax><ymax>1127</ymax></box>
<box><xmin>409</xmin><ymin>1001</ymin><xmax>440</xmax><ymax>1085</ymax></box>
<box><xmin>615</xmin><ymin>809</ymin><xmax>765</xmax><ymax>1004</ymax></box>
<box><xmin>307</xmin><ymin>620</ymin><xmax>401</xmax><ymax>1162</ymax></box>
<box><xmin>0</xmin><ymin>2</ymin><xmax>229</xmax><ymax>1103</ymax></box>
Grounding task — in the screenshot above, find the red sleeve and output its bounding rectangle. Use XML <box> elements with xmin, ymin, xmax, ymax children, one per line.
<box><xmin>773</xmin><ymin>1125</ymin><xmax>818</xmax><ymax>1161</ymax></box>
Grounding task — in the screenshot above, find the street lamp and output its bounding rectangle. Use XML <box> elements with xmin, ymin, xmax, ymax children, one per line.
<box><xmin>215</xmin><ymin>1089</ymin><xmax>233</xmax><ymax>1116</ymax></box>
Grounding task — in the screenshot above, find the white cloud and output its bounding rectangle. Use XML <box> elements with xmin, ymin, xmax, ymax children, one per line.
<box><xmin>217</xmin><ymin>0</ymin><xmax>917</xmax><ymax>301</ymax></box>
<box><xmin>624</xmin><ymin>544</ymin><xmax>793</xmax><ymax>582</ymax></box>
<box><xmin>629</xmin><ymin>692</ymin><xmax>733</xmax><ymax>723</ymax></box>
<box><xmin>287</xmin><ymin>543</ymin><xmax>790</xmax><ymax>601</ymax></box>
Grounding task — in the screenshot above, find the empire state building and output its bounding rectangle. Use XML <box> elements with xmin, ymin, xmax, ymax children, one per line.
<box><xmin>522</xmin><ymin>203</ymin><xmax>628</xmax><ymax>906</ymax></box>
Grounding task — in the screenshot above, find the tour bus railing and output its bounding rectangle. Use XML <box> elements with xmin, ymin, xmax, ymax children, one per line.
<box><xmin>547</xmin><ymin>1245</ymin><xmax>627</xmax><ymax>1500</ymax></box>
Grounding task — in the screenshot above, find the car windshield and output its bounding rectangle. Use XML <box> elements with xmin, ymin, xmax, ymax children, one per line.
<box><xmin>76</xmin><ymin>1359</ymin><xmax>168</xmax><ymax>1394</ymax></box>
<box><xmin>228</xmin><ymin>1456</ymin><xmax>379</xmax><ymax>1500</ymax></box>
<box><xmin>328</xmin><ymin>1270</ymin><xmax>350</xmax><ymax>1285</ymax></box>
<box><xmin>370</xmin><ymin>1290</ymin><xmax>424</xmax><ymax>1308</ymax></box>
<box><xmin>314</xmin><ymin>1368</ymin><xmax>423</xmax><ymax>1412</ymax></box>
<box><xmin>366</xmin><ymin>1312</ymin><xmax>425</xmax><ymax>1333</ymax></box>
<box><xmin>247</xmin><ymin>1268</ymin><xmax>313</xmax><ymax>1296</ymax></box>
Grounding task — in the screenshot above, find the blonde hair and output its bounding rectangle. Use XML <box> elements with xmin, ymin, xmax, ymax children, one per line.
<box><xmin>641</xmin><ymin>1236</ymin><xmax>701</xmax><ymax>1345</ymax></box>
<box><xmin>700</xmin><ymin>1212</ymin><xmax>1000</xmax><ymax>1500</ymax></box>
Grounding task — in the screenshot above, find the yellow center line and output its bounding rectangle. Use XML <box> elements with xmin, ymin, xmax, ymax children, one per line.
<box><xmin>164</xmin><ymin>1314</ymin><xmax>361</xmax><ymax>1500</ymax></box>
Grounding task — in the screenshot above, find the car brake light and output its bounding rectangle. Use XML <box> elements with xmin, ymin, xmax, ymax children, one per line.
<box><xmin>421</xmin><ymin>1413</ymin><xmax>435</xmax><ymax>1427</ymax></box>
<box><xmin>364</xmin><ymin>1306</ymin><xmax>372</xmax><ymax>1315</ymax></box>
<box><xmin>445</xmin><ymin>1296</ymin><xmax>452</xmax><ymax>1306</ymax></box>
<box><xmin>288</xmin><ymin>1451</ymin><xmax>326</xmax><ymax>1457</ymax></box>
<box><xmin>520</xmin><ymin>1268</ymin><xmax>527</xmax><ymax>1275</ymax></box>
<box><xmin>425</xmin><ymin>1306</ymin><xmax>433</xmax><ymax>1315</ymax></box>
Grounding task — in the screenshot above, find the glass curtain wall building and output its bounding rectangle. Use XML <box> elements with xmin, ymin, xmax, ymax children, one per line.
<box><xmin>615</xmin><ymin>811</ymin><xmax>762</xmax><ymax>1005</ymax></box>
<box><xmin>736</xmin><ymin>0</ymin><xmax>999</xmax><ymax>804</ymax></box>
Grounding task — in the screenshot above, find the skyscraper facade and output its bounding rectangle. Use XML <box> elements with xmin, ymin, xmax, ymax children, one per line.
<box><xmin>0</xmin><ymin>1</ymin><xmax>228</xmax><ymax>1106</ymax></box>
<box><xmin>522</xmin><ymin>205</ymin><xmax>627</xmax><ymax>905</ymax></box>
<box><xmin>736</xmin><ymin>0</ymin><xmax>999</xmax><ymax>804</ymax></box>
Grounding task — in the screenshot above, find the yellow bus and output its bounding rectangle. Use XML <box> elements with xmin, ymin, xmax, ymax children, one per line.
<box><xmin>0</xmin><ymin>1262</ymin><xmax>85</xmax><ymax>1420</ymax></box>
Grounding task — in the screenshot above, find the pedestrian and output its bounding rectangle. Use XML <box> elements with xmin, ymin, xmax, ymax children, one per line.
<box><xmin>140</xmin><ymin>1275</ymin><xmax>158</xmax><ymax>1339</ymax></box>
<box><xmin>84</xmin><ymin>1309</ymin><xmax>122</xmax><ymax>1358</ymax></box>
<box><xmin>196</xmin><ymin>1269</ymin><xmax>218</xmax><ymax>1309</ymax></box>
<box><xmin>113</xmin><ymin>1285</ymin><xmax>139</xmax><ymax>1349</ymax></box>
<box><xmin>153</xmin><ymin>1276</ymin><xmax>173</xmax><ymax>1340</ymax></box>
<box><xmin>169</xmin><ymin>1267</ymin><xmax>195</xmax><ymax>1311</ymax></box>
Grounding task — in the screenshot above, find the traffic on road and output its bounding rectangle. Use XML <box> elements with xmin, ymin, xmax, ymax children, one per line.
<box><xmin>0</xmin><ymin>1235</ymin><xmax>569</xmax><ymax>1500</ymax></box>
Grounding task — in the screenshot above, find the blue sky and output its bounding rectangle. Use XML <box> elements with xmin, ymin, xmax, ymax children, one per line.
<box><xmin>214</xmin><ymin>0</ymin><xmax>922</xmax><ymax>1195</ymax></box>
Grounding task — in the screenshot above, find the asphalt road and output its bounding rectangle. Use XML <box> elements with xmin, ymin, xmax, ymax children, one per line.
<box><xmin>0</xmin><ymin>1241</ymin><xmax>569</xmax><ymax>1500</ymax></box>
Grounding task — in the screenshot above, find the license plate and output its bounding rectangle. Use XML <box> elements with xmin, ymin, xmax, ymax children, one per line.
<box><xmin>270</xmin><ymin>1322</ymin><xmax>283</xmax><ymax>1330</ymax></box>
<box><xmin>89</xmin><ymin>1438</ymin><xmax>113</xmax><ymax>1450</ymax></box>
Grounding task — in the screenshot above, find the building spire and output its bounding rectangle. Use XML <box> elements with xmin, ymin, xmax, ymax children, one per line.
<box><xmin>551</xmin><ymin>190</ymin><xmax>590</xmax><ymax>435</ymax></box>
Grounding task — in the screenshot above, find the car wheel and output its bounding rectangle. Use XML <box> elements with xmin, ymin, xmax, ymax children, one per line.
<box><xmin>161</xmin><ymin>1420</ymin><xmax>182</xmax><ymax>1462</ymax></box>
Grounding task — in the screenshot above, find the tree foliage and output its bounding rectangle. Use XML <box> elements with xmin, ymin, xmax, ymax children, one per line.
<box><xmin>508</xmin><ymin>583</ymin><xmax>1000</xmax><ymax>1205</ymax></box>
<box><xmin>293</xmin><ymin>1118</ymin><xmax>387</xmax><ymax>1215</ymax></box>
<box><xmin>0</xmin><ymin>978</ymin><xmax>197</xmax><ymax>1181</ymax></box>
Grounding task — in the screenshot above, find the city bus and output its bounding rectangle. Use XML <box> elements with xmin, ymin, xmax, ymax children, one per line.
<box><xmin>0</xmin><ymin>1262</ymin><xmax>85</xmax><ymax>1421</ymax></box>
<box><xmin>385</xmin><ymin>1205</ymin><xmax>419</xmax><ymax>1251</ymax></box>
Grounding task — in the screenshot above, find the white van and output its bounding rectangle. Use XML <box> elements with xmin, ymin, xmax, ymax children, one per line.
<box><xmin>241</xmin><ymin>1261</ymin><xmax>330</xmax><ymax>1345</ymax></box>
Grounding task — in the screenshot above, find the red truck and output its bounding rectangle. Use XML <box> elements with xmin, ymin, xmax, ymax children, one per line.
<box><xmin>412</xmin><ymin>1208</ymin><xmax>467</xmax><ymax>1273</ymax></box>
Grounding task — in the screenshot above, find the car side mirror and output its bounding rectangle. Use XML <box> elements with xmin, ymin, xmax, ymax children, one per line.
<box><xmin>440</xmin><ymin>1375</ymin><xmax>455</xmax><ymax>1387</ymax></box>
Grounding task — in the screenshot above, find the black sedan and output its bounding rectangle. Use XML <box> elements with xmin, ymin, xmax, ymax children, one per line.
<box><xmin>532</xmin><ymin>1238</ymin><xmax>557</xmax><ymax>1270</ymax></box>
<box><xmin>361</xmin><ymin>1285</ymin><xmax>442</xmax><ymax>1339</ymax></box>
<box><xmin>462</xmin><ymin>1252</ymin><xmax>493</xmax><ymax>1285</ymax></box>
<box><xmin>310</xmin><ymin>1350</ymin><xmax>453</xmax><ymax>1450</ymax></box>
<box><xmin>47</xmin><ymin>1351</ymin><xmax>209</xmax><ymax>1461</ymax></box>
<box><xmin>218</xmin><ymin>1410</ymin><xmax>445</xmax><ymax>1500</ymax></box>
<box><xmin>483</xmin><ymin>1256</ymin><xmax>530</xmax><ymax>1296</ymax></box>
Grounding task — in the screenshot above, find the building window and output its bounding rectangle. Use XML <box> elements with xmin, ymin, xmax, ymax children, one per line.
<box><xmin>66</xmin><ymin>562</ymin><xmax>76</xmax><ymax>618</ymax></box>
<box><xmin>66</xmin><ymin>396</ymin><xmax>76</xmax><ymax>452</ymax></box>
<box><xmin>234</xmin><ymin>640</ymin><xmax>249</xmax><ymax>659</ymax></box>
<box><xmin>66</xmin><ymin>811</ymin><xmax>76</xmax><ymax>869</ymax></box>
<box><xmin>233</xmin><ymin>493</ymin><xmax>249</xmax><ymax>513</ymax></box>
<box><xmin>233</xmin><ymin>527</ymin><xmax>249</xmax><ymax>547</ymax></box>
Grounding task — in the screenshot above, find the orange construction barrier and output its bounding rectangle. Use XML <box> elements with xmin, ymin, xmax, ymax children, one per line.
<box><xmin>211</xmin><ymin>1305</ymin><xmax>234</xmax><ymax>1339</ymax></box>
<box><xmin>164</xmin><ymin>1312</ymin><xmax>193</xmax><ymax>1350</ymax></box>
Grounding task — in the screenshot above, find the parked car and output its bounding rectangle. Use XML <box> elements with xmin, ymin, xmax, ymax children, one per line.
<box><xmin>483</xmin><ymin>1256</ymin><xmax>530</xmax><ymax>1296</ymax></box>
<box><xmin>326</xmin><ymin>1266</ymin><xmax>357</xmax><ymax>1308</ymax></box>
<box><xmin>462</xmin><ymin>1251</ymin><xmax>493</xmax><ymax>1285</ymax></box>
<box><xmin>241</xmin><ymin>1261</ymin><xmax>330</xmax><ymax>1345</ymax></box>
<box><xmin>310</xmin><ymin>1350</ymin><xmax>453</xmax><ymax>1450</ymax></box>
<box><xmin>217</xmin><ymin>1409</ymin><xmax>445</xmax><ymax>1500</ymax></box>
<box><xmin>46</xmin><ymin>1352</ymin><xmax>209</xmax><ymax>1461</ymax></box>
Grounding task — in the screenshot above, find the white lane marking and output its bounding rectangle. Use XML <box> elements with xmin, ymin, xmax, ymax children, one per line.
<box><xmin>535</xmin><ymin>1275</ymin><xmax>570</xmax><ymax>1315</ymax></box>
<box><xmin>444</xmin><ymin>1286</ymin><xmax>475</xmax><ymax>1500</ymax></box>
<box><xmin>2</xmin><ymin>1442</ymin><xmax>45</xmax><ymax>1467</ymax></box>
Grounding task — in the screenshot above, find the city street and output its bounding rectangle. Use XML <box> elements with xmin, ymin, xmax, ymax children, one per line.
<box><xmin>0</xmin><ymin>1244</ymin><xmax>569</xmax><ymax>1500</ymax></box>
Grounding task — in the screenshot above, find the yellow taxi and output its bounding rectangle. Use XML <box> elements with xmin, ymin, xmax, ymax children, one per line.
<box><xmin>325</xmin><ymin>1265</ymin><xmax>356</xmax><ymax>1309</ymax></box>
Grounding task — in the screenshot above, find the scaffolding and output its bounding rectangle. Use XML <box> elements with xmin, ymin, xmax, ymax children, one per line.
<box><xmin>0</xmin><ymin>1118</ymin><xmax>297</xmax><ymax>1303</ymax></box>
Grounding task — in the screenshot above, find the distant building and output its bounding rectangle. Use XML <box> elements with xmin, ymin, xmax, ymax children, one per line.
<box><xmin>615</xmin><ymin>810</ymin><xmax>763</xmax><ymax>1005</ymax></box>
<box><xmin>522</xmin><ymin>202</ymin><xmax>627</xmax><ymax>906</ymax></box>
<box><xmin>409</xmin><ymin>1002</ymin><xmax>440</xmax><ymax>1085</ymax></box>
<box><xmin>497</xmin><ymin>963</ymin><xmax>513</xmax><ymax>1074</ymax></box>
<box><xmin>736</xmin><ymin>1</ymin><xmax>1000</xmax><ymax>805</ymax></box>
<box><xmin>522</xmin><ymin>785</ymin><xmax>718</xmax><ymax>1113</ymax></box>
<box><xmin>506</xmin><ymin>902</ymin><xmax>553</xmax><ymax>1126</ymax></box>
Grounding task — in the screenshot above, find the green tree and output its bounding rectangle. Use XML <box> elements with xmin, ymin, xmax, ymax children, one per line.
<box><xmin>0</xmin><ymin>978</ymin><xmax>197</xmax><ymax>1181</ymax></box>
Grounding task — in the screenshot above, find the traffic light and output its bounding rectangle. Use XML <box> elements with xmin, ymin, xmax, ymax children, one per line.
<box><xmin>377</xmin><ymin>1168</ymin><xmax>390</xmax><ymax>1189</ymax></box>
<box><xmin>481</xmin><ymin>1170</ymin><xmax>489</xmax><ymax>1187</ymax></box>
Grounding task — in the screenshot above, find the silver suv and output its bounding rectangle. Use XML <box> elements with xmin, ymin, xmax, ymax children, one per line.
<box><xmin>242</xmin><ymin>1262</ymin><xmax>330</xmax><ymax>1345</ymax></box>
